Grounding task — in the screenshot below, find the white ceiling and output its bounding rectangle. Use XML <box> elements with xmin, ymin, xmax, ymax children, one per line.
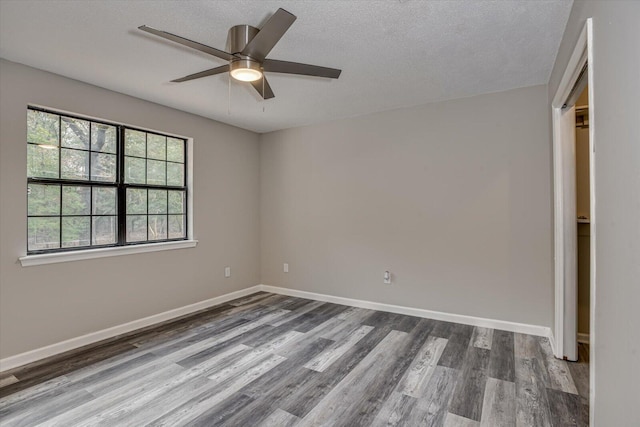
<box><xmin>0</xmin><ymin>0</ymin><xmax>572</xmax><ymax>133</ymax></box>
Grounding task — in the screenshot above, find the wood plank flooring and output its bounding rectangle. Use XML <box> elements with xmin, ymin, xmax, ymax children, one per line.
<box><xmin>0</xmin><ymin>292</ymin><xmax>589</xmax><ymax>426</ymax></box>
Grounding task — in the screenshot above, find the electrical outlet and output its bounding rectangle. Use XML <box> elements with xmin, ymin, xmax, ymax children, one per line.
<box><xmin>384</xmin><ymin>270</ymin><xmax>391</xmax><ymax>284</ymax></box>
<box><xmin>224</xmin><ymin>266</ymin><xmax>231</xmax><ymax>278</ymax></box>
<box><xmin>284</xmin><ymin>263</ymin><xmax>289</xmax><ymax>273</ymax></box>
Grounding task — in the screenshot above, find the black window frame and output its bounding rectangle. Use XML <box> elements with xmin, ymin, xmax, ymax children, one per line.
<box><xmin>26</xmin><ymin>106</ymin><xmax>188</xmax><ymax>255</ymax></box>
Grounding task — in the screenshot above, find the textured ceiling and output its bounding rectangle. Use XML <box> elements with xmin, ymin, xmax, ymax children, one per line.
<box><xmin>0</xmin><ymin>0</ymin><xmax>572</xmax><ymax>133</ymax></box>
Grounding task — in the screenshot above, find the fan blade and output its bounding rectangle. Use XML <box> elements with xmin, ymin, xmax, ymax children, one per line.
<box><xmin>171</xmin><ymin>65</ymin><xmax>229</xmax><ymax>82</ymax></box>
<box><xmin>241</xmin><ymin>8</ymin><xmax>296</xmax><ymax>61</ymax></box>
<box><xmin>250</xmin><ymin>77</ymin><xmax>275</xmax><ymax>99</ymax></box>
<box><xmin>139</xmin><ymin>25</ymin><xmax>235</xmax><ymax>61</ymax></box>
<box><xmin>263</xmin><ymin>59</ymin><xmax>341</xmax><ymax>79</ymax></box>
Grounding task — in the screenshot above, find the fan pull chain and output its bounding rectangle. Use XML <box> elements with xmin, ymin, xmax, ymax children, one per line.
<box><xmin>262</xmin><ymin>77</ymin><xmax>265</xmax><ymax>113</ymax></box>
<box><xmin>228</xmin><ymin>74</ymin><xmax>231</xmax><ymax>115</ymax></box>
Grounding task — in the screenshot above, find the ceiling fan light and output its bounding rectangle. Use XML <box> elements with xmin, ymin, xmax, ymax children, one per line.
<box><xmin>230</xmin><ymin>59</ymin><xmax>262</xmax><ymax>82</ymax></box>
<box><xmin>230</xmin><ymin>68</ymin><xmax>262</xmax><ymax>82</ymax></box>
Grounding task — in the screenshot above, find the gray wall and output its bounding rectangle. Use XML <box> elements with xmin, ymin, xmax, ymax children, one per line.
<box><xmin>548</xmin><ymin>1</ymin><xmax>640</xmax><ymax>424</ymax></box>
<box><xmin>260</xmin><ymin>85</ymin><xmax>554</xmax><ymax>328</ymax></box>
<box><xmin>0</xmin><ymin>59</ymin><xmax>261</xmax><ymax>359</ymax></box>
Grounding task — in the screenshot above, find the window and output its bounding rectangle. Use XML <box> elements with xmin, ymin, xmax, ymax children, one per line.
<box><xmin>26</xmin><ymin>107</ymin><xmax>188</xmax><ymax>254</ymax></box>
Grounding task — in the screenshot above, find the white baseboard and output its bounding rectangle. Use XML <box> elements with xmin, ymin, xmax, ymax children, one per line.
<box><xmin>258</xmin><ymin>285</ymin><xmax>552</xmax><ymax>338</ymax></box>
<box><xmin>1</xmin><ymin>283</ymin><xmax>554</xmax><ymax>372</ymax></box>
<box><xmin>577</xmin><ymin>332</ymin><xmax>590</xmax><ymax>344</ymax></box>
<box><xmin>0</xmin><ymin>285</ymin><xmax>262</xmax><ymax>372</ymax></box>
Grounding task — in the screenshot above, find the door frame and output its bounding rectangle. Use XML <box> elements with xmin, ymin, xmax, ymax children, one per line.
<box><xmin>550</xmin><ymin>17</ymin><xmax>595</xmax><ymax>364</ymax></box>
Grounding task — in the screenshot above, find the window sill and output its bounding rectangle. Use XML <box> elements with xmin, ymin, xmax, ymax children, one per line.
<box><xmin>19</xmin><ymin>240</ymin><xmax>198</xmax><ymax>267</ymax></box>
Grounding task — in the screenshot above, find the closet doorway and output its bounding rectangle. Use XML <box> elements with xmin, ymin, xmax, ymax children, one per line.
<box><xmin>575</xmin><ymin>87</ymin><xmax>591</xmax><ymax>353</ymax></box>
<box><xmin>551</xmin><ymin>18</ymin><xmax>596</xmax><ymax>359</ymax></box>
<box><xmin>550</xmin><ymin>17</ymin><xmax>595</xmax><ymax>424</ymax></box>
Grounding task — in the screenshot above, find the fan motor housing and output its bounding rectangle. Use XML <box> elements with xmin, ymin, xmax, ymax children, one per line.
<box><xmin>226</xmin><ymin>25</ymin><xmax>259</xmax><ymax>55</ymax></box>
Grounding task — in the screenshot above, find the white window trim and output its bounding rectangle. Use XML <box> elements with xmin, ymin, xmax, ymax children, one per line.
<box><xmin>19</xmin><ymin>240</ymin><xmax>198</xmax><ymax>267</ymax></box>
<box><xmin>21</xmin><ymin>105</ymin><xmax>196</xmax><ymax>267</ymax></box>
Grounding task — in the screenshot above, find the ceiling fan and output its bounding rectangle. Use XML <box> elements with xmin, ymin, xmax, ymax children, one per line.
<box><xmin>139</xmin><ymin>8</ymin><xmax>342</xmax><ymax>100</ymax></box>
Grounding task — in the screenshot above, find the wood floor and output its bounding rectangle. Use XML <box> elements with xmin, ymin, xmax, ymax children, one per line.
<box><xmin>0</xmin><ymin>292</ymin><xmax>589</xmax><ymax>426</ymax></box>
